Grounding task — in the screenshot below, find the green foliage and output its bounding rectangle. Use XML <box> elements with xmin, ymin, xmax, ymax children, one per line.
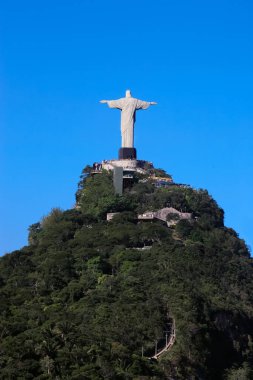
<box><xmin>175</xmin><ymin>219</ymin><xmax>193</xmax><ymax>238</ymax></box>
<box><xmin>0</xmin><ymin>165</ymin><xmax>252</xmax><ymax>379</ymax></box>
<box><xmin>225</xmin><ymin>362</ymin><xmax>253</xmax><ymax>380</ymax></box>
<box><xmin>78</xmin><ymin>172</ymin><xmax>133</xmax><ymax>220</ymax></box>
<box><xmin>150</xmin><ymin>168</ymin><xmax>172</xmax><ymax>178</ymax></box>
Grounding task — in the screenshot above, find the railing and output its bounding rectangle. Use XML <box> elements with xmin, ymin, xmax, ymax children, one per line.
<box><xmin>149</xmin><ymin>319</ymin><xmax>176</xmax><ymax>360</ymax></box>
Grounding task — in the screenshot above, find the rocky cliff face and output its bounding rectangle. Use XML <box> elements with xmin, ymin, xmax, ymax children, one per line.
<box><xmin>0</xmin><ymin>166</ymin><xmax>252</xmax><ymax>379</ymax></box>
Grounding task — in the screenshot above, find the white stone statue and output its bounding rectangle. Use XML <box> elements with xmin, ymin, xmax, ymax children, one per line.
<box><xmin>100</xmin><ymin>90</ymin><xmax>157</xmax><ymax>148</ymax></box>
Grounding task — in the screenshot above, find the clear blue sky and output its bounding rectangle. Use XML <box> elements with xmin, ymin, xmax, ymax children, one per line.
<box><xmin>1</xmin><ymin>0</ymin><xmax>252</xmax><ymax>254</ymax></box>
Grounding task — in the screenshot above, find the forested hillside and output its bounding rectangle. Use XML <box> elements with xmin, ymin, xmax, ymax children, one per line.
<box><xmin>1</xmin><ymin>166</ymin><xmax>253</xmax><ymax>379</ymax></box>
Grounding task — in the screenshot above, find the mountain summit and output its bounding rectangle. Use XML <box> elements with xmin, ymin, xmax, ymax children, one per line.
<box><xmin>0</xmin><ymin>164</ymin><xmax>252</xmax><ymax>379</ymax></box>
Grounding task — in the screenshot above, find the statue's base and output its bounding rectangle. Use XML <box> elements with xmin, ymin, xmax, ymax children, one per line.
<box><xmin>118</xmin><ymin>147</ymin><xmax>137</xmax><ymax>160</ymax></box>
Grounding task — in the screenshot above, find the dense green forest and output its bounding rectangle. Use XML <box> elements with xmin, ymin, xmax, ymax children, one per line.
<box><xmin>0</xmin><ymin>166</ymin><xmax>253</xmax><ymax>379</ymax></box>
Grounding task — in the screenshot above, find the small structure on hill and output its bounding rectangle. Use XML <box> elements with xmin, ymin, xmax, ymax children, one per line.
<box><xmin>107</xmin><ymin>212</ymin><xmax>120</xmax><ymax>221</ymax></box>
<box><xmin>150</xmin><ymin>176</ymin><xmax>174</xmax><ymax>188</ymax></box>
<box><xmin>138</xmin><ymin>207</ymin><xmax>192</xmax><ymax>227</ymax></box>
<box><xmin>137</xmin><ymin>211</ymin><xmax>155</xmax><ymax>220</ymax></box>
<box><xmin>113</xmin><ymin>167</ymin><xmax>123</xmax><ymax>195</ymax></box>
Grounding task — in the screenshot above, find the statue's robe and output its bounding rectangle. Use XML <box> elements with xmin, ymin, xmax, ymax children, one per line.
<box><xmin>108</xmin><ymin>97</ymin><xmax>150</xmax><ymax>148</ymax></box>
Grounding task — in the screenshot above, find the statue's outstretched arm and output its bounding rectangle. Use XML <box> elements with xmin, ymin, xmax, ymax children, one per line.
<box><xmin>100</xmin><ymin>99</ymin><xmax>123</xmax><ymax>110</ymax></box>
<box><xmin>150</xmin><ymin>102</ymin><xmax>157</xmax><ymax>105</ymax></box>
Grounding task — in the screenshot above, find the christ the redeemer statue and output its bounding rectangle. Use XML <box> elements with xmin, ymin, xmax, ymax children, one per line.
<box><xmin>100</xmin><ymin>90</ymin><xmax>157</xmax><ymax>148</ymax></box>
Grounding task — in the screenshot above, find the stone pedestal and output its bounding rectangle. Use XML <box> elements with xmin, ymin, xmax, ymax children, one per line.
<box><xmin>118</xmin><ymin>147</ymin><xmax>137</xmax><ymax>160</ymax></box>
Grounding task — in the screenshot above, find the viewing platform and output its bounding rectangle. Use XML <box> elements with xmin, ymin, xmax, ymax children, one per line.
<box><xmin>91</xmin><ymin>159</ymin><xmax>154</xmax><ymax>176</ymax></box>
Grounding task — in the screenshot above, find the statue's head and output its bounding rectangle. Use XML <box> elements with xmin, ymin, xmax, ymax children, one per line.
<box><xmin>126</xmin><ymin>89</ymin><xmax>132</xmax><ymax>98</ymax></box>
